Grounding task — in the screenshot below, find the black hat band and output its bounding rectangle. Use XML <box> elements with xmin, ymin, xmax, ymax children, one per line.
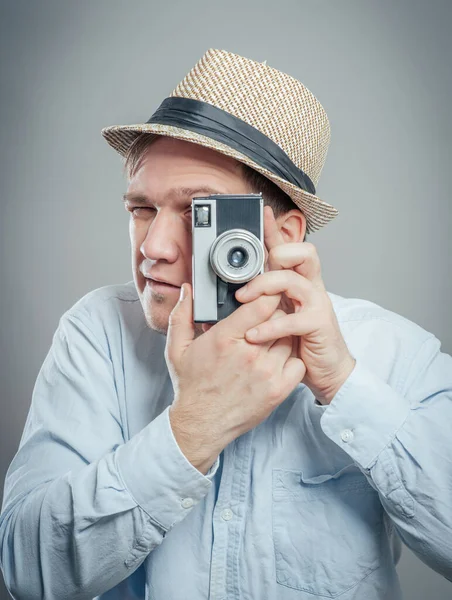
<box><xmin>146</xmin><ymin>97</ymin><xmax>316</xmax><ymax>196</ymax></box>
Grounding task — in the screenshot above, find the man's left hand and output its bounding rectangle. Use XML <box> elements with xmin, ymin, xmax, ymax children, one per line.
<box><xmin>235</xmin><ymin>206</ymin><xmax>356</xmax><ymax>405</ymax></box>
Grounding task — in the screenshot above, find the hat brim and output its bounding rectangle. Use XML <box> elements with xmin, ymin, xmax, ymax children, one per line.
<box><xmin>101</xmin><ymin>123</ymin><xmax>339</xmax><ymax>235</ymax></box>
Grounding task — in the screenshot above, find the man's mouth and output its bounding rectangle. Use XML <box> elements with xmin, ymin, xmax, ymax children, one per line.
<box><xmin>145</xmin><ymin>277</ymin><xmax>181</xmax><ymax>291</ymax></box>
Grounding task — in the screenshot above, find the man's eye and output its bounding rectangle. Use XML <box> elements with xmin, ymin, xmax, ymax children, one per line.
<box><xmin>130</xmin><ymin>207</ymin><xmax>155</xmax><ymax>217</ymax></box>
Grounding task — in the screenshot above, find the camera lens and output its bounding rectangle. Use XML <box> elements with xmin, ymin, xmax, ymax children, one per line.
<box><xmin>227</xmin><ymin>247</ymin><xmax>248</xmax><ymax>268</ymax></box>
<box><xmin>210</xmin><ymin>228</ymin><xmax>264</xmax><ymax>284</ymax></box>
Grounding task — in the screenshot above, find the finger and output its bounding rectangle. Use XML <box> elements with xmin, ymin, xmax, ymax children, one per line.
<box><xmin>267</xmin><ymin>333</ymin><xmax>294</xmax><ymax>364</ymax></box>
<box><xmin>268</xmin><ymin>242</ymin><xmax>322</xmax><ymax>283</ymax></box>
<box><xmin>215</xmin><ymin>292</ymin><xmax>282</xmax><ymax>339</ymax></box>
<box><xmin>245</xmin><ymin>310</ymin><xmax>314</xmax><ymax>344</ymax></box>
<box><xmin>280</xmin><ymin>356</ymin><xmax>307</xmax><ymax>397</ymax></box>
<box><xmin>202</xmin><ymin>304</ymin><xmax>286</xmax><ymax>335</ymax></box>
<box><xmin>236</xmin><ymin>270</ymin><xmax>313</xmax><ymax>305</ymax></box>
<box><xmin>254</xmin><ymin>309</ymin><xmax>286</xmax><ymax>352</ymax></box>
<box><xmin>264</xmin><ymin>206</ymin><xmax>285</xmax><ymax>258</ymax></box>
<box><xmin>269</xmin><ymin>308</ymin><xmax>287</xmax><ymax>320</ymax></box>
<box><xmin>201</xmin><ymin>302</ymin><xmax>285</xmax><ymax>345</ymax></box>
<box><xmin>165</xmin><ymin>283</ymin><xmax>194</xmax><ymax>366</ymax></box>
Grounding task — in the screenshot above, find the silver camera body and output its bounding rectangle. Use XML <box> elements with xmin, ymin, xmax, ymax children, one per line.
<box><xmin>192</xmin><ymin>194</ymin><xmax>264</xmax><ymax>323</ymax></box>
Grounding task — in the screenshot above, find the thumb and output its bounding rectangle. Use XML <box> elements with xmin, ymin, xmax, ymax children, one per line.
<box><xmin>165</xmin><ymin>283</ymin><xmax>194</xmax><ymax>368</ymax></box>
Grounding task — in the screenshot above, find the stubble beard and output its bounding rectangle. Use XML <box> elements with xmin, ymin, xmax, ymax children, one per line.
<box><xmin>142</xmin><ymin>291</ymin><xmax>204</xmax><ymax>338</ymax></box>
<box><xmin>142</xmin><ymin>291</ymin><xmax>170</xmax><ymax>335</ymax></box>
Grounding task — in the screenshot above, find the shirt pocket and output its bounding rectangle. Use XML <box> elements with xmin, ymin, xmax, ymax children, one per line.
<box><xmin>272</xmin><ymin>467</ymin><xmax>384</xmax><ymax>598</ymax></box>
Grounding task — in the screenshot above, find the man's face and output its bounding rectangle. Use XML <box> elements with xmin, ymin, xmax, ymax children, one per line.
<box><xmin>124</xmin><ymin>136</ymin><xmax>252</xmax><ymax>335</ymax></box>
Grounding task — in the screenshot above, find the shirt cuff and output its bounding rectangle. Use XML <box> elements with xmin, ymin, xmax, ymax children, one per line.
<box><xmin>205</xmin><ymin>454</ymin><xmax>220</xmax><ymax>479</ymax></box>
<box><xmin>319</xmin><ymin>360</ymin><xmax>411</xmax><ymax>470</ymax></box>
<box><xmin>115</xmin><ymin>405</ymin><xmax>218</xmax><ymax>531</ymax></box>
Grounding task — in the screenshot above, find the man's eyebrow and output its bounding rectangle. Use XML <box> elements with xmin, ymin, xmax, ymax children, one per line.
<box><xmin>122</xmin><ymin>186</ymin><xmax>225</xmax><ymax>204</ymax></box>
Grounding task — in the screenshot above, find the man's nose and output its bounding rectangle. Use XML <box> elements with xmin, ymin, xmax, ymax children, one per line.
<box><xmin>139</xmin><ymin>210</ymin><xmax>180</xmax><ymax>262</ymax></box>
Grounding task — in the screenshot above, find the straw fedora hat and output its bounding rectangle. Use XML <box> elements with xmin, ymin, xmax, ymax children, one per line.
<box><xmin>101</xmin><ymin>48</ymin><xmax>338</xmax><ymax>234</ymax></box>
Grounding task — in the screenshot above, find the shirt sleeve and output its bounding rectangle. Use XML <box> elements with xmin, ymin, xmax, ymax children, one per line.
<box><xmin>319</xmin><ymin>335</ymin><xmax>452</xmax><ymax>580</ymax></box>
<box><xmin>0</xmin><ymin>310</ymin><xmax>218</xmax><ymax>600</ymax></box>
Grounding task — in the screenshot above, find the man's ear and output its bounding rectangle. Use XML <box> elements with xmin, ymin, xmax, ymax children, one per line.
<box><xmin>276</xmin><ymin>209</ymin><xmax>307</xmax><ymax>243</ymax></box>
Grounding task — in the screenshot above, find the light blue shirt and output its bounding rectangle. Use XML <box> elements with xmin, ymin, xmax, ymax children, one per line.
<box><xmin>1</xmin><ymin>281</ymin><xmax>451</xmax><ymax>600</ymax></box>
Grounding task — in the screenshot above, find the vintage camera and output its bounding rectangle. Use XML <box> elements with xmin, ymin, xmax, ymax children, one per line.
<box><xmin>192</xmin><ymin>194</ymin><xmax>264</xmax><ymax>323</ymax></box>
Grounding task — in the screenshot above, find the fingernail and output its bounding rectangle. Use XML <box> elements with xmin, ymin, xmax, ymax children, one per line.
<box><xmin>238</xmin><ymin>284</ymin><xmax>248</xmax><ymax>297</ymax></box>
<box><xmin>247</xmin><ymin>328</ymin><xmax>258</xmax><ymax>340</ymax></box>
<box><xmin>179</xmin><ymin>285</ymin><xmax>185</xmax><ymax>301</ymax></box>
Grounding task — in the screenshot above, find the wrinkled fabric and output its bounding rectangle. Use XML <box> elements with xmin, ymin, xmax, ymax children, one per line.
<box><xmin>1</xmin><ymin>280</ymin><xmax>451</xmax><ymax>600</ymax></box>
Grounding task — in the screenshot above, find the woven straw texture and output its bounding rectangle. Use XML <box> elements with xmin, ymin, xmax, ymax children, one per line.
<box><xmin>102</xmin><ymin>48</ymin><xmax>339</xmax><ymax>234</ymax></box>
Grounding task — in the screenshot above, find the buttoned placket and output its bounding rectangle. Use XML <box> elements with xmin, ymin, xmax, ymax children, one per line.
<box><xmin>209</xmin><ymin>429</ymin><xmax>254</xmax><ymax>600</ymax></box>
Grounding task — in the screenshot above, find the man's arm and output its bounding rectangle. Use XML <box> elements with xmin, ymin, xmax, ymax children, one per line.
<box><xmin>0</xmin><ymin>310</ymin><xmax>218</xmax><ymax>600</ymax></box>
<box><xmin>318</xmin><ymin>334</ymin><xmax>452</xmax><ymax>580</ymax></box>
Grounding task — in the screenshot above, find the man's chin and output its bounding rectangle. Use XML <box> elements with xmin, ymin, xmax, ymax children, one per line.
<box><xmin>146</xmin><ymin>318</ymin><xmax>169</xmax><ymax>336</ymax></box>
<box><xmin>141</xmin><ymin>303</ymin><xmax>204</xmax><ymax>338</ymax></box>
<box><xmin>142</xmin><ymin>308</ymin><xmax>171</xmax><ymax>335</ymax></box>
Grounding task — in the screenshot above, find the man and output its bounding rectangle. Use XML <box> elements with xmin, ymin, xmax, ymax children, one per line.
<box><xmin>1</xmin><ymin>48</ymin><xmax>451</xmax><ymax>600</ymax></box>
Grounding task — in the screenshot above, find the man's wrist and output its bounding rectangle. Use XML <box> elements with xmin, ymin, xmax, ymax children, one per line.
<box><xmin>316</xmin><ymin>356</ymin><xmax>356</xmax><ymax>406</ymax></box>
<box><xmin>169</xmin><ymin>405</ymin><xmax>223</xmax><ymax>475</ymax></box>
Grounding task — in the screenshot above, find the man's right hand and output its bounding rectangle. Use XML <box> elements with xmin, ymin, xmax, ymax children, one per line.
<box><xmin>165</xmin><ymin>283</ymin><xmax>306</xmax><ymax>474</ymax></box>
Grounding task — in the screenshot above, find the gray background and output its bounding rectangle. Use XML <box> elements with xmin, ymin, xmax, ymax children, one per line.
<box><xmin>0</xmin><ymin>0</ymin><xmax>451</xmax><ymax>598</ymax></box>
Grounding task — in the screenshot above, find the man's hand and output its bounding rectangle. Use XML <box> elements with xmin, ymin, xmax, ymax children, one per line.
<box><xmin>235</xmin><ymin>206</ymin><xmax>356</xmax><ymax>405</ymax></box>
<box><xmin>165</xmin><ymin>283</ymin><xmax>305</xmax><ymax>474</ymax></box>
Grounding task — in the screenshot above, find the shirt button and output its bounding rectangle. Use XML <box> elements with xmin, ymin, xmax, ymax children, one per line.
<box><xmin>221</xmin><ymin>508</ymin><xmax>233</xmax><ymax>521</ymax></box>
<box><xmin>181</xmin><ymin>497</ymin><xmax>194</xmax><ymax>509</ymax></box>
<box><xmin>341</xmin><ymin>429</ymin><xmax>354</xmax><ymax>443</ymax></box>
